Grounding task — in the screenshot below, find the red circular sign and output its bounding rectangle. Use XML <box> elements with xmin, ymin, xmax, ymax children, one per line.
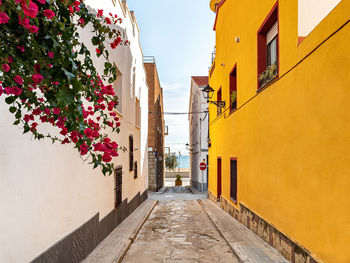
<box><xmin>199</xmin><ymin>162</ymin><xmax>207</xmax><ymax>171</ymax></box>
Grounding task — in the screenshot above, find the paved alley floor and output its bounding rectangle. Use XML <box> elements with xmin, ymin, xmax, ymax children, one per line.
<box><xmin>122</xmin><ymin>188</ymin><xmax>239</xmax><ymax>263</ymax></box>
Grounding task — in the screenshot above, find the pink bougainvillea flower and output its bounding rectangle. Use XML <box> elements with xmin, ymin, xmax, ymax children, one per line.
<box><xmin>97</xmin><ymin>9</ymin><xmax>103</xmax><ymax>17</ymax></box>
<box><xmin>14</xmin><ymin>75</ymin><xmax>24</xmax><ymax>85</ymax></box>
<box><xmin>94</xmin><ymin>143</ymin><xmax>107</xmax><ymax>152</ymax></box>
<box><xmin>62</xmin><ymin>138</ymin><xmax>70</xmax><ymax>144</ymax></box>
<box><xmin>0</xmin><ymin>87</ymin><xmax>3</xmax><ymax>97</ymax></box>
<box><xmin>34</xmin><ymin>63</ymin><xmax>40</xmax><ymax>72</ymax></box>
<box><xmin>80</xmin><ymin>143</ymin><xmax>89</xmax><ymax>155</ymax></box>
<box><xmin>2</xmin><ymin>64</ymin><xmax>10</xmax><ymax>72</ymax></box>
<box><xmin>22</xmin><ymin>1</ymin><xmax>39</xmax><ymax>18</ymax></box>
<box><xmin>18</xmin><ymin>15</ymin><xmax>30</xmax><ymax>29</ymax></box>
<box><xmin>53</xmin><ymin>108</ymin><xmax>60</xmax><ymax>115</ymax></box>
<box><xmin>96</xmin><ymin>48</ymin><xmax>101</xmax><ymax>54</ymax></box>
<box><xmin>43</xmin><ymin>9</ymin><xmax>55</xmax><ymax>19</ymax></box>
<box><xmin>102</xmin><ymin>152</ymin><xmax>112</xmax><ymax>163</ymax></box>
<box><xmin>103</xmin><ymin>137</ymin><xmax>111</xmax><ymax>144</ymax></box>
<box><xmin>0</xmin><ymin>12</ymin><xmax>10</xmax><ymax>24</ymax></box>
<box><xmin>44</xmin><ymin>108</ymin><xmax>51</xmax><ymax>115</ymax></box>
<box><xmin>36</xmin><ymin>0</ymin><xmax>46</xmax><ymax>4</ymax></box>
<box><xmin>68</xmin><ymin>6</ymin><xmax>74</xmax><ymax>14</ymax></box>
<box><xmin>17</xmin><ymin>46</ymin><xmax>25</xmax><ymax>52</ymax></box>
<box><xmin>31</xmin><ymin>122</ymin><xmax>38</xmax><ymax>129</ymax></box>
<box><xmin>5</xmin><ymin>86</ymin><xmax>22</xmax><ymax>96</ymax></box>
<box><xmin>84</xmin><ymin>128</ymin><xmax>93</xmax><ymax>138</ymax></box>
<box><xmin>40</xmin><ymin>115</ymin><xmax>48</xmax><ymax>123</ymax></box>
<box><xmin>60</xmin><ymin>127</ymin><xmax>68</xmax><ymax>136</ymax></box>
<box><xmin>114</xmin><ymin>37</ymin><xmax>122</xmax><ymax>46</ymax></box>
<box><xmin>28</xmin><ymin>25</ymin><xmax>39</xmax><ymax>33</ymax></box>
<box><xmin>105</xmin><ymin>17</ymin><xmax>111</xmax><ymax>24</ymax></box>
<box><xmin>32</xmin><ymin>108</ymin><xmax>42</xmax><ymax>115</ymax></box>
<box><xmin>70</xmin><ymin>130</ymin><xmax>79</xmax><ymax>143</ymax></box>
<box><xmin>47</xmin><ymin>52</ymin><xmax>54</xmax><ymax>58</ymax></box>
<box><xmin>8</xmin><ymin>57</ymin><xmax>13</xmax><ymax>63</ymax></box>
<box><xmin>78</xmin><ymin>17</ymin><xmax>85</xmax><ymax>26</ymax></box>
<box><xmin>32</xmin><ymin>73</ymin><xmax>43</xmax><ymax>83</ymax></box>
<box><xmin>73</xmin><ymin>1</ymin><xmax>80</xmax><ymax>7</ymax></box>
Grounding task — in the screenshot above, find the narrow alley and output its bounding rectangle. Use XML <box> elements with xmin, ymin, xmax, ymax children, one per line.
<box><xmin>0</xmin><ymin>1</ymin><xmax>348</xmax><ymax>262</ymax></box>
<box><xmin>84</xmin><ymin>187</ymin><xmax>288</xmax><ymax>263</ymax></box>
<box><xmin>123</xmin><ymin>190</ymin><xmax>238</xmax><ymax>263</ymax></box>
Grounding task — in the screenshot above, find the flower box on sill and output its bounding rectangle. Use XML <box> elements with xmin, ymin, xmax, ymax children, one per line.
<box><xmin>259</xmin><ymin>63</ymin><xmax>278</xmax><ymax>89</ymax></box>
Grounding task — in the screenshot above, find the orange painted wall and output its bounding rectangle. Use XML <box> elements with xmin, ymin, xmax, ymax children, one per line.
<box><xmin>208</xmin><ymin>0</ymin><xmax>350</xmax><ymax>262</ymax></box>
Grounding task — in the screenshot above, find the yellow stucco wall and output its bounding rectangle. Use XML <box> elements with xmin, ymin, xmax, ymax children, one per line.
<box><xmin>208</xmin><ymin>1</ymin><xmax>350</xmax><ymax>262</ymax></box>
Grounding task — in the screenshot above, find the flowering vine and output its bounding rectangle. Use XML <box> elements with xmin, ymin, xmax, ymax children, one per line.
<box><xmin>0</xmin><ymin>0</ymin><xmax>128</xmax><ymax>175</ymax></box>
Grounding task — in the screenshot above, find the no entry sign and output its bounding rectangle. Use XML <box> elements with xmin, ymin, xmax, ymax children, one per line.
<box><xmin>199</xmin><ymin>162</ymin><xmax>207</xmax><ymax>171</ymax></box>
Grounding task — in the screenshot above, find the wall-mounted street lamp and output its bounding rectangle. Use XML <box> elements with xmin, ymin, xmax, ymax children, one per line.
<box><xmin>201</xmin><ymin>85</ymin><xmax>226</xmax><ymax>110</ymax></box>
<box><xmin>185</xmin><ymin>143</ymin><xmax>193</xmax><ymax>152</ymax></box>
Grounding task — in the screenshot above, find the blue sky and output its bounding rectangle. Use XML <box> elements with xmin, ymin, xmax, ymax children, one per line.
<box><xmin>127</xmin><ymin>0</ymin><xmax>215</xmax><ymax>154</ymax></box>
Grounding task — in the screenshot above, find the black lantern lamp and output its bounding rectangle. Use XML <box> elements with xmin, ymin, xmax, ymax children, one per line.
<box><xmin>201</xmin><ymin>85</ymin><xmax>225</xmax><ymax>110</ymax></box>
<box><xmin>201</xmin><ymin>85</ymin><xmax>215</xmax><ymax>102</ymax></box>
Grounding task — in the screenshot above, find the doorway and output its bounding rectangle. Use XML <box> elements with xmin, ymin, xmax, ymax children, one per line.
<box><xmin>217</xmin><ymin>158</ymin><xmax>222</xmax><ymax>199</ymax></box>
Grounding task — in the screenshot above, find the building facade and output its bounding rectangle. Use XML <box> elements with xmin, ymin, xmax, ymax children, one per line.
<box><xmin>189</xmin><ymin>76</ymin><xmax>209</xmax><ymax>192</ymax></box>
<box><xmin>0</xmin><ymin>1</ymin><xmax>149</xmax><ymax>262</ymax></box>
<box><xmin>144</xmin><ymin>57</ymin><xmax>165</xmax><ymax>192</ymax></box>
<box><xmin>208</xmin><ymin>0</ymin><xmax>350</xmax><ymax>262</ymax></box>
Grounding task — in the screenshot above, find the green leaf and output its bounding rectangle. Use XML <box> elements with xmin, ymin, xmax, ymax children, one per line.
<box><xmin>15</xmin><ymin>110</ymin><xmax>22</xmax><ymax>119</ymax></box>
<box><xmin>23</xmin><ymin>126</ymin><xmax>30</xmax><ymax>134</ymax></box>
<box><xmin>13</xmin><ymin>120</ymin><xmax>20</xmax><ymax>125</ymax></box>
<box><xmin>9</xmin><ymin>106</ymin><xmax>17</xmax><ymax>113</ymax></box>
<box><xmin>5</xmin><ymin>97</ymin><xmax>16</xmax><ymax>104</ymax></box>
<box><xmin>91</xmin><ymin>36</ymin><xmax>99</xmax><ymax>45</ymax></box>
<box><xmin>57</xmin><ymin>87</ymin><xmax>75</xmax><ymax>105</ymax></box>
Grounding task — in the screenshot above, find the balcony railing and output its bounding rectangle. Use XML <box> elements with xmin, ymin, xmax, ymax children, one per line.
<box><xmin>143</xmin><ymin>56</ymin><xmax>156</xmax><ymax>63</ymax></box>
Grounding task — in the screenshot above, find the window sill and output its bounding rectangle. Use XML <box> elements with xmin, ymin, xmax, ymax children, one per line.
<box><xmin>257</xmin><ymin>74</ymin><xmax>278</xmax><ymax>93</ymax></box>
<box><xmin>230</xmin><ymin>197</ymin><xmax>237</xmax><ymax>204</ymax></box>
<box><xmin>229</xmin><ymin>107</ymin><xmax>237</xmax><ymax>116</ymax></box>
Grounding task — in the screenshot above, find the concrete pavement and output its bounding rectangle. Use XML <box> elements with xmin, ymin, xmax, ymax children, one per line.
<box><xmin>122</xmin><ymin>198</ymin><xmax>239</xmax><ymax>263</ymax></box>
<box><xmin>83</xmin><ymin>188</ymin><xmax>289</xmax><ymax>263</ymax></box>
<box><xmin>82</xmin><ymin>200</ymin><xmax>157</xmax><ymax>263</ymax></box>
<box><xmin>199</xmin><ymin>199</ymin><xmax>289</xmax><ymax>263</ymax></box>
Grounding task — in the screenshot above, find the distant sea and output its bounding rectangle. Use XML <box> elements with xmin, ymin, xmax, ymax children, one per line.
<box><xmin>176</xmin><ymin>155</ymin><xmax>190</xmax><ymax>169</ymax></box>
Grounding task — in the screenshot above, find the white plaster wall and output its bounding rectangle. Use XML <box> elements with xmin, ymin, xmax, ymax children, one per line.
<box><xmin>0</xmin><ymin>98</ymin><xmax>115</xmax><ymax>262</ymax></box>
<box><xmin>84</xmin><ymin>0</ymin><xmax>149</xmax><ymax>201</ymax></box>
<box><xmin>0</xmin><ymin>0</ymin><xmax>148</xmax><ymax>261</ymax></box>
<box><xmin>298</xmin><ymin>0</ymin><xmax>342</xmax><ymax>36</ymax></box>
<box><xmin>189</xmin><ymin>79</ymin><xmax>208</xmax><ymax>190</ymax></box>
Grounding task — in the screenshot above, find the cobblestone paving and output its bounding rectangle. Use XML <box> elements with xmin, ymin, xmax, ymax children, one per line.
<box><xmin>122</xmin><ymin>199</ymin><xmax>239</xmax><ymax>263</ymax></box>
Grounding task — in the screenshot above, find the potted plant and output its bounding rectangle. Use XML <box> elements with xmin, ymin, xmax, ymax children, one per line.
<box><xmin>230</xmin><ymin>90</ymin><xmax>237</xmax><ymax>110</ymax></box>
<box><xmin>175</xmin><ymin>175</ymin><xmax>182</xmax><ymax>186</ymax></box>
<box><xmin>259</xmin><ymin>62</ymin><xmax>278</xmax><ymax>88</ymax></box>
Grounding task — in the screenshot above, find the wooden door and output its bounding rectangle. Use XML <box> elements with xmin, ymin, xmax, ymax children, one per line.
<box><xmin>217</xmin><ymin>158</ymin><xmax>222</xmax><ymax>199</ymax></box>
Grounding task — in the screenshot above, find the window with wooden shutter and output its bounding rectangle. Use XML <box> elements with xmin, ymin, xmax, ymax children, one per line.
<box><xmin>134</xmin><ymin>161</ymin><xmax>137</xmax><ymax>179</ymax></box>
<box><xmin>129</xmin><ymin>135</ymin><xmax>134</xmax><ymax>171</ymax></box>
<box><xmin>114</xmin><ymin>166</ymin><xmax>122</xmax><ymax>208</ymax></box>
<box><xmin>257</xmin><ymin>2</ymin><xmax>279</xmax><ymax>89</ymax></box>
<box><xmin>230</xmin><ymin>158</ymin><xmax>237</xmax><ymax>202</ymax></box>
